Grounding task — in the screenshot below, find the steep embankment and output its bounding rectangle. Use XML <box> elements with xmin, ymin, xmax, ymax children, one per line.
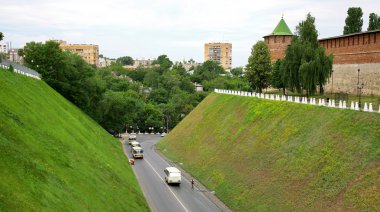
<box><xmin>0</xmin><ymin>70</ymin><xmax>149</xmax><ymax>211</ymax></box>
<box><xmin>158</xmin><ymin>92</ymin><xmax>380</xmax><ymax>211</ymax></box>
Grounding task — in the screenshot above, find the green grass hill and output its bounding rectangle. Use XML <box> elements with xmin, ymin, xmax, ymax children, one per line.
<box><xmin>158</xmin><ymin>92</ymin><xmax>380</xmax><ymax>211</ymax></box>
<box><xmin>0</xmin><ymin>70</ymin><xmax>149</xmax><ymax>211</ymax></box>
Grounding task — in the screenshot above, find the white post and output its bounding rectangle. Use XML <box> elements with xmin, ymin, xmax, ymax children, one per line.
<box><xmin>331</xmin><ymin>100</ymin><xmax>335</xmax><ymax>108</ymax></box>
<box><xmin>321</xmin><ymin>99</ymin><xmax>325</xmax><ymax>106</ymax></box>
<box><xmin>343</xmin><ymin>101</ymin><xmax>347</xmax><ymax>109</ymax></box>
<box><xmin>364</xmin><ymin>102</ymin><xmax>368</xmax><ymax>112</ymax></box>
<box><xmin>350</xmin><ymin>101</ymin><xmax>355</xmax><ymax>110</ymax></box>
<box><xmin>369</xmin><ymin>103</ymin><xmax>373</xmax><ymax>112</ymax></box>
<box><xmin>338</xmin><ymin>100</ymin><xmax>342</xmax><ymax>108</ymax></box>
<box><xmin>355</xmin><ymin>102</ymin><xmax>359</xmax><ymax>111</ymax></box>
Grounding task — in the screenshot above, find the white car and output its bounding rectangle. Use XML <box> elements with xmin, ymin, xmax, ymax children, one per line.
<box><xmin>161</xmin><ymin>132</ymin><xmax>166</xmax><ymax>137</ymax></box>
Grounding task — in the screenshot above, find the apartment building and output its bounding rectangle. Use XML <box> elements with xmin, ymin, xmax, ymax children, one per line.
<box><xmin>204</xmin><ymin>42</ymin><xmax>232</xmax><ymax>70</ymax></box>
<box><xmin>53</xmin><ymin>40</ymin><xmax>99</xmax><ymax>66</ymax></box>
<box><xmin>0</xmin><ymin>43</ymin><xmax>8</xmax><ymax>53</ymax></box>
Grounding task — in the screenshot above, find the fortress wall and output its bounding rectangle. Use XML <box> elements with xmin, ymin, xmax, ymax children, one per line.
<box><xmin>324</xmin><ymin>63</ymin><xmax>380</xmax><ymax>96</ymax></box>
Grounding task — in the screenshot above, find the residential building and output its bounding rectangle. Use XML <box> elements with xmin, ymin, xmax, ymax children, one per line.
<box><xmin>123</xmin><ymin>58</ymin><xmax>157</xmax><ymax>70</ymax></box>
<box><xmin>99</xmin><ymin>57</ymin><xmax>116</xmax><ymax>67</ymax></box>
<box><xmin>134</xmin><ymin>58</ymin><xmax>154</xmax><ymax>67</ymax></box>
<box><xmin>0</xmin><ymin>43</ymin><xmax>8</xmax><ymax>53</ymax></box>
<box><xmin>204</xmin><ymin>42</ymin><xmax>232</xmax><ymax>70</ymax></box>
<box><xmin>52</xmin><ymin>40</ymin><xmax>99</xmax><ymax>66</ymax></box>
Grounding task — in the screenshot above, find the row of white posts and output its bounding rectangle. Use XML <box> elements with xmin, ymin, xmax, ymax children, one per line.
<box><xmin>1</xmin><ymin>64</ymin><xmax>41</xmax><ymax>80</ymax></box>
<box><xmin>214</xmin><ymin>89</ymin><xmax>380</xmax><ymax>113</ymax></box>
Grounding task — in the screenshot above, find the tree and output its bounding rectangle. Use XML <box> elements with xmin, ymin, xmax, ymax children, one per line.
<box><xmin>116</xmin><ymin>56</ymin><xmax>134</xmax><ymax>66</ymax></box>
<box><xmin>191</xmin><ymin>60</ymin><xmax>225</xmax><ymax>83</ymax></box>
<box><xmin>245</xmin><ymin>41</ymin><xmax>272</xmax><ymax>93</ymax></box>
<box><xmin>152</xmin><ymin>55</ymin><xmax>173</xmax><ymax>74</ymax></box>
<box><xmin>19</xmin><ymin>40</ymin><xmax>105</xmax><ymax>117</ymax></box>
<box><xmin>137</xmin><ymin>104</ymin><xmax>163</xmax><ymax>132</ymax></box>
<box><xmin>282</xmin><ymin>13</ymin><xmax>333</xmax><ymax>95</ymax></box>
<box><xmin>231</xmin><ymin>67</ymin><xmax>243</xmax><ymax>77</ymax></box>
<box><xmin>0</xmin><ymin>32</ymin><xmax>3</xmax><ymax>41</ymax></box>
<box><xmin>143</xmin><ymin>70</ymin><xmax>161</xmax><ymax>89</ymax></box>
<box><xmin>271</xmin><ymin>60</ymin><xmax>285</xmax><ymax>94</ymax></box>
<box><xmin>172</xmin><ymin>63</ymin><xmax>187</xmax><ymax>76</ymax></box>
<box><xmin>368</xmin><ymin>13</ymin><xmax>380</xmax><ymax>31</ymax></box>
<box><xmin>109</xmin><ymin>62</ymin><xmax>127</xmax><ymax>76</ymax></box>
<box><xmin>96</xmin><ymin>90</ymin><xmax>144</xmax><ymax>134</ymax></box>
<box><xmin>343</xmin><ymin>7</ymin><xmax>363</xmax><ymax>35</ymax></box>
<box><xmin>126</xmin><ymin>68</ymin><xmax>147</xmax><ymax>82</ymax></box>
<box><xmin>147</xmin><ymin>88</ymin><xmax>168</xmax><ymax>104</ymax></box>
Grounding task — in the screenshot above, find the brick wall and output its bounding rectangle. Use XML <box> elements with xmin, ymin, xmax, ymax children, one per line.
<box><xmin>264</xmin><ymin>35</ymin><xmax>292</xmax><ymax>62</ymax></box>
<box><xmin>320</xmin><ymin>31</ymin><xmax>380</xmax><ymax>64</ymax></box>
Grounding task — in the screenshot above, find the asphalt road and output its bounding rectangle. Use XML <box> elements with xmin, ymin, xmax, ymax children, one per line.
<box><xmin>122</xmin><ymin>134</ymin><xmax>224</xmax><ymax>212</ymax></box>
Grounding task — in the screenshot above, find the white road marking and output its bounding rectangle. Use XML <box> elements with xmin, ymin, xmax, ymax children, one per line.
<box><xmin>144</xmin><ymin>158</ymin><xmax>189</xmax><ymax>212</ymax></box>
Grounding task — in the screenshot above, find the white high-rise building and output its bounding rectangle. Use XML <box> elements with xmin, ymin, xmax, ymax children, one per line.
<box><xmin>0</xmin><ymin>43</ymin><xmax>8</xmax><ymax>53</ymax></box>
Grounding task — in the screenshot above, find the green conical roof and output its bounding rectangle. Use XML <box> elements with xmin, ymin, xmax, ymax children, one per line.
<box><xmin>269</xmin><ymin>18</ymin><xmax>293</xmax><ymax>36</ymax></box>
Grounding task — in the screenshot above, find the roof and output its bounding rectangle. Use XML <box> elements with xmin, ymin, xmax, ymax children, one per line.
<box><xmin>264</xmin><ymin>17</ymin><xmax>293</xmax><ymax>37</ymax></box>
<box><xmin>165</xmin><ymin>167</ymin><xmax>180</xmax><ymax>173</ymax></box>
<box><xmin>132</xmin><ymin>146</ymin><xmax>142</xmax><ymax>150</ymax></box>
<box><xmin>319</xmin><ymin>29</ymin><xmax>380</xmax><ymax>41</ymax></box>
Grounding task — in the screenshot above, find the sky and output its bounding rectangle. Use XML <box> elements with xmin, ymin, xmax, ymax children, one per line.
<box><xmin>0</xmin><ymin>0</ymin><xmax>379</xmax><ymax>67</ymax></box>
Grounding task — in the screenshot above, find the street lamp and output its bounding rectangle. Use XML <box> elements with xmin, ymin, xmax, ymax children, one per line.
<box><xmin>331</xmin><ymin>69</ymin><xmax>334</xmax><ymax>94</ymax></box>
<box><xmin>357</xmin><ymin>69</ymin><xmax>364</xmax><ymax>108</ymax></box>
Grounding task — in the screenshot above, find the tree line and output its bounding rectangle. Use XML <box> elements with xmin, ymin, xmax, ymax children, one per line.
<box><xmin>17</xmin><ymin>40</ymin><xmax>248</xmax><ymax>135</ymax></box>
<box><xmin>344</xmin><ymin>7</ymin><xmax>380</xmax><ymax>34</ymax></box>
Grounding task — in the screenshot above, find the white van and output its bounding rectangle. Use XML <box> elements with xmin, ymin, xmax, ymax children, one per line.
<box><xmin>164</xmin><ymin>167</ymin><xmax>181</xmax><ymax>185</ymax></box>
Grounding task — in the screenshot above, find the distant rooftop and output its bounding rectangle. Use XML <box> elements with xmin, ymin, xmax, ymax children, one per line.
<box><xmin>264</xmin><ymin>17</ymin><xmax>293</xmax><ymax>37</ymax></box>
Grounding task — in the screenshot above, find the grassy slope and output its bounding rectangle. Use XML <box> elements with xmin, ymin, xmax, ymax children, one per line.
<box><xmin>0</xmin><ymin>70</ymin><xmax>149</xmax><ymax>211</ymax></box>
<box><xmin>158</xmin><ymin>92</ymin><xmax>380</xmax><ymax>211</ymax></box>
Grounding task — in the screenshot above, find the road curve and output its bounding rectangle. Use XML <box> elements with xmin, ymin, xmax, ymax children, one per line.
<box><xmin>122</xmin><ymin>134</ymin><xmax>225</xmax><ymax>212</ymax></box>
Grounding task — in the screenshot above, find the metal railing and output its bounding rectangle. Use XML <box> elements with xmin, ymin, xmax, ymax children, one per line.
<box><xmin>0</xmin><ymin>60</ymin><xmax>41</xmax><ymax>80</ymax></box>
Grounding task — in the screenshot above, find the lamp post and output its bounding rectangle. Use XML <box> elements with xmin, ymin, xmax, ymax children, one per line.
<box><xmin>357</xmin><ymin>69</ymin><xmax>364</xmax><ymax>108</ymax></box>
<box><xmin>331</xmin><ymin>70</ymin><xmax>334</xmax><ymax>94</ymax></box>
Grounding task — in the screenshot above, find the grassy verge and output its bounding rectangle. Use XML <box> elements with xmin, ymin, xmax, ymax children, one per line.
<box><xmin>0</xmin><ymin>70</ymin><xmax>149</xmax><ymax>211</ymax></box>
<box><xmin>157</xmin><ymin>92</ymin><xmax>380</xmax><ymax>211</ymax></box>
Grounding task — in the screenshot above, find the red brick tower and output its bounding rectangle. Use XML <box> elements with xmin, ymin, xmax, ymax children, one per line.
<box><xmin>263</xmin><ymin>17</ymin><xmax>293</xmax><ymax>62</ymax></box>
